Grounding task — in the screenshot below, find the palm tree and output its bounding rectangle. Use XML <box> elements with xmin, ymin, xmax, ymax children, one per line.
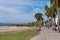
<box><xmin>45</xmin><ymin>5</ymin><xmax>51</xmax><ymax>18</ymax></box>
<box><xmin>45</xmin><ymin>5</ymin><xmax>57</xmax><ymax>26</ymax></box>
<box><xmin>45</xmin><ymin>5</ymin><xmax>49</xmax><ymax>11</ymax></box>
<box><xmin>50</xmin><ymin>0</ymin><xmax>53</xmax><ymax>4</ymax></box>
<box><xmin>45</xmin><ymin>6</ymin><xmax>52</xmax><ymax>24</ymax></box>
<box><xmin>50</xmin><ymin>6</ymin><xmax>57</xmax><ymax>24</ymax></box>
<box><xmin>45</xmin><ymin>6</ymin><xmax>52</xmax><ymax>27</ymax></box>
<box><xmin>50</xmin><ymin>0</ymin><xmax>57</xmax><ymax>24</ymax></box>
<box><xmin>34</xmin><ymin>13</ymin><xmax>43</xmax><ymax>27</ymax></box>
<box><xmin>50</xmin><ymin>0</ymin><xmax>55</xmax><ymax>6</ymax></box>
<box><xmin>35</xmin><ymin>13</ymin><xmax>42</xmax><ymax>22</ymax></box>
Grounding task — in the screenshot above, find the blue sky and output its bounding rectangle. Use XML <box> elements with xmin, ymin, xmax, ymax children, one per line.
<box><xmin>0</xmin><ymin>0</ymin><xmax>50</xmax><ymax>23</ymax></box>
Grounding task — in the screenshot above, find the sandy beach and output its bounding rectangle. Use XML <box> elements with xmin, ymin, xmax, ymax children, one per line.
<box><xmin>0</xmin><ymin>26</ymin><xmax>33</xmax><ymax>34</ymax></box>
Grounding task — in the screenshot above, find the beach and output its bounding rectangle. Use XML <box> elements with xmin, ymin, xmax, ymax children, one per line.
<box><xmin>0</xmin><ymin>26</ymin><xmax>34</xmax><ymax>34</ymax></box>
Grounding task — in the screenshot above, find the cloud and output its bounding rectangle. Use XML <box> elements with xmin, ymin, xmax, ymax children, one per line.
<box><xmin>0</xmin><ymin>0</ymin><xmax>50</xmax><ymax>23</ymax></box>
<box><xmin>0</xmin><ymin>7</ymin><xmax>19</xmax><ymax>13</ymax></box>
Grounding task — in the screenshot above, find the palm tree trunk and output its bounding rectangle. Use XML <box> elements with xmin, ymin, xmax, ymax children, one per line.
<box><xmin>54</xmin><ymin>17</ymin><xmax>56</xmax><ymax>24</ymax></box>
<box><xmin>58</xmin><ymin>18</ymin><xmax>60</xmax><ymax>33</ymax></box>
<box><xmin>51</xmin><ymin>17</ymin><xmax>53</xmax><ymax>26</ymax></box>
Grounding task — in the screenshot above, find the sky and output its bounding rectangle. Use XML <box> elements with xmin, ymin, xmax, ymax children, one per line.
<box><xmin>0</xmin><ymin>0</ymin><xmax>50</xmax><ymax>23</ymax></box>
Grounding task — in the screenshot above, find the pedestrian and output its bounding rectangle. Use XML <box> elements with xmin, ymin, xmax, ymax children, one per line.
<box><xmin>52</xmin><ymin>24</ymin><xmax>57</xmax><ymax>32</ymax></box>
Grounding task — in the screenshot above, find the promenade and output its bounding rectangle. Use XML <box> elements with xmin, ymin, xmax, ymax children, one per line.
<box><xmin>31</xmin><ymin>27</ymin><xmax>60</xmax><ymax>40</ymax></box>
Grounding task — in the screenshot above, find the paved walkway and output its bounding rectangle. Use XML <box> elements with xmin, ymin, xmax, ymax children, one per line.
<box><xmin>31</xmin><ymin>27</ymin><xmax>60</xmax><ymax>40</ymax></box>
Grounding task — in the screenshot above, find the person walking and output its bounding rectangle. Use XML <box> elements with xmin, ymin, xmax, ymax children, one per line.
<box><xmin>52</xmin><ymin>24</ymin><xmax>57</xmax><ymax>32</ymax></box>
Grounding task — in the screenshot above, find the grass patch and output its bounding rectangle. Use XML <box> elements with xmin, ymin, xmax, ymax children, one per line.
<box><xmin>0</xmin><ymin>29</ymin><xmax>40</xmax><ymax>40</ymax></box>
